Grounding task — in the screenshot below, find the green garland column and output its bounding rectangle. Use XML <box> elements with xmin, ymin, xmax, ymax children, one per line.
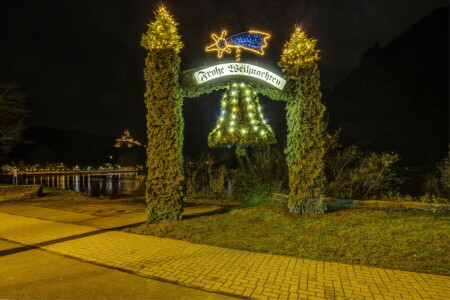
<box><xmin>279</xmin><ymin>27</ymin><xmax>326</xmax><ymax>214</ymax></box>
<box><xmin>141</xmin><ymin>6</ymin><xmax>185</xmax><ymax>222</ymax></box>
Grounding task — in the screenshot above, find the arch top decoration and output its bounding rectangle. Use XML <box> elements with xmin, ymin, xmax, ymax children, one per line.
<box><xmin>180</xmin><ymin>63</ymin><xmax>293</xmax><ymax>100</ymax></box>
<box><xmin>193</xmin><ymin>63</ymin><xmax>286</xmax><ymax>90</ymax></box>
<box><xmin>180</xmin><ymin>28</ymin><xmax>292</xmax><ymax>100</ymax></box>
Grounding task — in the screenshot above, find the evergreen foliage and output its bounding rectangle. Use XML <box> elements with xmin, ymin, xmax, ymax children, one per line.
<box><xmin>141</xmin><ymin>6</ymin><xmax>185</xmax><ymax>222</ymax></box>
<box><xmin>279</xmin><ymin>27</ymin><xmax>326</xmax><ymax>214</ymax></box>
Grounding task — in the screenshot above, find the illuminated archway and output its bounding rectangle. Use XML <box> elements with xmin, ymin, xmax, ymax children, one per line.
<box><xmin>142</xmin><ymin>6</ymin><xmax>326</xmax><ymax>222</ymax></box>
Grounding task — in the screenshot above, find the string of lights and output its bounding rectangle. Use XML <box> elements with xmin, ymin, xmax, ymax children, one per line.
<box><xmin>208</xmin><ymin>82</ymin><xmax>276</xmax><ymax>149</ymax></box>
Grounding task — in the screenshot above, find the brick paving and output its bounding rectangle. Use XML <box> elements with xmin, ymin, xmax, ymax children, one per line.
<box><xmin>0</xmin><ymin>212</ymin><xmax>449</xmax><ymax>300</ymax></box>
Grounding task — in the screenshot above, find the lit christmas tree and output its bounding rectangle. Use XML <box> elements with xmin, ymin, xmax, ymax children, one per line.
<box><xmin>208</xmin><ymin>82</ymin><xmax>276</xmax><ymax>155</ymax></box>
<box><xmin>279</xmin><ymin>26</ymin><xmax>319</xmax><ymax>77</ymax></box>
<box><xmin>141</xmin><ymin>5</ymin><xmax>183</xmax><ymax>52</ymax></box>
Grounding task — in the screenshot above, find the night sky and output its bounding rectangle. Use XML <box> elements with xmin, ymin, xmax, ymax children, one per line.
<box><xmin>0</xmin><ymin>0</ymin><xmax>447</xmax><ymax>150</ymax></box>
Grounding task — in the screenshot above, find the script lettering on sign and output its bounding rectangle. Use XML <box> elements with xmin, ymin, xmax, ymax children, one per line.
<box><xmin>193</xmin><ymin>63</ymin><xmax>286</xmax><ymax>90</ymax></box>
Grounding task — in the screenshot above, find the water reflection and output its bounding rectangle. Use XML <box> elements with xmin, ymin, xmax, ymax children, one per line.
<box><xmin>19</xmin><ymin>172</ymin><xmax>145</xmax><ymax>198</ymax></box>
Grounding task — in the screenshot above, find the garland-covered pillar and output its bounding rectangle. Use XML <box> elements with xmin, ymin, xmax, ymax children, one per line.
<box><xmin>279</xmin><ymin>27</ymin><xmax>326</xmax><ymax>214</ymax></box>
<box><xmin>141</xmin><ymin>6</ymin><xmax>185</xmax><ymax>222</ymax></box>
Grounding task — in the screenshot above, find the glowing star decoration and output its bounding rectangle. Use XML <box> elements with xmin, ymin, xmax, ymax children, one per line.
<box><xmin>206</xmin><ymin>30</ymin><xmax>270</xmax><ymax>61</ymax></box>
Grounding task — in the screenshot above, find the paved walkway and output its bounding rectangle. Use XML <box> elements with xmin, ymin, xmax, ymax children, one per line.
<box><xmin>0</xmin><ymin>212</ymin><xmax>449</xmax><ymax>300</ymax></box>
<box><xmin>0</xmin><ymin>239</ymin><xmax>235</xmax><ymax>300</ymax></box>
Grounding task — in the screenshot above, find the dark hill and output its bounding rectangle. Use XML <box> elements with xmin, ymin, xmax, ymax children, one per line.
<box><xmin>8</xmin><ymin>126</ymin><xmax>145</xmax><ymax>167</ymax></box>
<box><xmin>326</xmin><ymin>6</ymin><xmax>449</xmax><ymax>167</ymax></box>
<box><xmin>11</xmin><ymin>126</ymin><xmax>116</xmax><ymax>166</ymax></box>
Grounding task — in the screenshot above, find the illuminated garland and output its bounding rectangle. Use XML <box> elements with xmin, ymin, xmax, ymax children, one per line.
<box><xmin>208</xmin><ymin>82</ymin><xmax>276</xmax><ymax>151</ymax></box>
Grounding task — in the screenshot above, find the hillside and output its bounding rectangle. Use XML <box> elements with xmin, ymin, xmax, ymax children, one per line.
<box><xmin>8</xmin><ymin>126</ymin><xmax>145</xmax><ymax>167</ymax></box>
<box><xmin>326</xmin><ymin>6</ymin><xmax>449</xmax><ymax>166</ymax></box>
<box><xmin>10</xmin><ymin>126</ymin><xmax>116</xmax><ymax>166</ymax></box>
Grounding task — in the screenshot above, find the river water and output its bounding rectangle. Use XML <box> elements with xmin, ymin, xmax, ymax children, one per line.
<box><xmin>1</xmin><ymin>173</ymin><xmax>146</xmax><ymax>198</ymax></box>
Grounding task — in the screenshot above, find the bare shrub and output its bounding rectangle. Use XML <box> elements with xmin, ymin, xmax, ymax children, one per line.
<box><xmin>325</xmin><ymin>146</ymin><xmax>403</xmax><ymax>199</ymax></box>
<box><xmin>422</xmin><ymin>155</ymin><xmax>449</xmax><ymax>203</ymax></box>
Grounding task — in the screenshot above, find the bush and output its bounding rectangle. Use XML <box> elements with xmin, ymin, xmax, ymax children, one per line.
<box><xmin>423</xmin><ymin>155</ymin><xmax>449</xmax><ymax>202</ymax></box>
<box><xmin>239</xmin><ymin>187</ymin><xmax>275</xmax><ymax>208</ymax></box>
<box><xmin>325</xmin><ymin>145</ymin><xmax>403</xmax><ymax>199</ymax></box>
<box><xmin>231</xmin><ymin>144</ymin><xmax>288</xmax><ymax>203</ymax></box>
<box><xmin>184</xmin><ymin>153</ymin><xmax>232</xmax><ymax>202</ymax></box>
<box><xmin>185</xmin><ymin>153</ymin><xmax>211</xmax><ymax>196</ymax></box>
<box><xmin>210</xmin><ymin>164</ymin><xmax>227</xmax><ymax>196</ymax></box>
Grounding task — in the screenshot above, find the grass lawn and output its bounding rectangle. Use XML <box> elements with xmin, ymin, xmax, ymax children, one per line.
<box><xmin>124</xmin><ymin>196</ymin><xmax>450</xmax><ymax>275</ymax></box>
<box><xmin>0</xmin><ymin>184</ymin><xmax>42</xmax><ymax>202</ymax></box>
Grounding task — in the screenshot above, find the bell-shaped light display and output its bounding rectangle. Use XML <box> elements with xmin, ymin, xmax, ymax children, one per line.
<box><xmin>208</xmin><ymin>82</ymin><xmax>276</xmax><ymax>149</ymax></box>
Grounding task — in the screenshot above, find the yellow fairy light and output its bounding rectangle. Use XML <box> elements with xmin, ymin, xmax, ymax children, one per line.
<box><xmin>279</xmin><ymin>25</ymin><xmax>319</xmax><ymax>72</ymax></box>
<box><xmin>205</xmin><ymin>30</ymin><xmax>232</xmax><ymax>58</ymax></box>
<box><xmin>208</xmin><ymin>84</ymin><xmax>276</xmax><ymax>148</ymax></box>
<box><xmin>141</xmin><ymin>5</ymin><xmax>183</xmax><ymax>52</ymax></box>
